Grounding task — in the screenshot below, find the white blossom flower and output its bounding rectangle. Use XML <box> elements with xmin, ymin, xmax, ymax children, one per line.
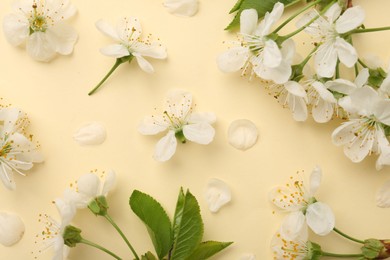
<box><xmin>138</xmin><ymin>90</ymin><xmax>216</xmax><ymax>162</ymax></box>
<box><xmin>37</xmin><ymin>198</ymin><xmax>76</xmax><ymax>260</ymax></box>
<box><xmin>332</xmin><ymin>86</ymin><xmax>390</xmax><ymax>163</ymax></box>
<box><xmin>271</xmin><ymin>230</ymin><xmax>315</xmax><ymax>260</ymax></box>
<box><xmin>64</xmin><ymin>170</ymin><xmax>116</xmax><ymax>209</ymax></box>
<box><xmin>96</xmin><ymin>17</ymin><xmax>167</xmax><ymax>74</ymax></box>
<box><xmin>217</xmin><ymin>4</ymin><xmax>295</xmax><ymax>84</ymax></box>
<box><xmin>163</xmin><ymin>0</ymin><xmax>198</xmax><ymax>17</ymax></box>
<box><xmin>269</xmin><ymin>167</ymin><xmax>335</xmax><ymax>240</ymax></box>
<box><xmin>376</xmin><ymin>179</ymin><xmax>390</xmax><ymax>208</ymax></box>
<box><xmin>298</xmin><ymin>3</ymin><xmax>365</xmax><ymax>77</ymax></box>
<box><xmin>3</xmin><ymin>0</ymin><xmax>78</xmax><ymax>62</ymax></box>
<box><xmin>0</xmin><ymin>107</ymin><xmax>43</xmax><ymax>190</ymax></box>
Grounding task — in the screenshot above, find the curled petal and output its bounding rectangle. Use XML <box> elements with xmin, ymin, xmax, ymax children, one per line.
<box><xmin>376</xmin><ymin>180</ymin><xmax>390</xmax><ymax>208</ymax></box>
<box><xmin>217</xmin><ymin>46</ymin><xmax>250</xmax><ymax>73</ymax></box>
<box><xmin>204</xmin><ymin>178</ymin><xmax>232</xmax><ymax>213</ymax></box>
<box><xmin>257</xmin><ymin>2</ymin><xmax>284</xmax><ymax>36</ymax></box>
<box><xmin>0</xmin><ymin>212</ymin><xmax>25</xmax><ymax>246</ymax></box>
<box><xmin>306</xmin><ymin>202</ymin><xmax>335</xmax><ymax>236</ymax></box>
<box><xmin>183</xmin><ymin>122</ymin><xmax>215</xmax><ymax>145</ymax></box>
<box><xmin>326</xmin><ymin>79</ymin><xmax>356</xmax><ymax>95</ymax></box>
<box><xmin>101</xmin><ymin>170</ymin><xmax>116</xmax><ymax>196</ymax></box>
<box><xmin>284</xmin><ymin>81</ymin><xmax>306</xmax><ymax>98</ymax></box>
<box><xmin>154</xmin><ymin>131</ymin><xmax>177</xmax><ymax>162</ymax></box>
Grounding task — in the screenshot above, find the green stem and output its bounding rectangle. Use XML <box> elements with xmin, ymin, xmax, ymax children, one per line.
<box><xmin>279</xmin><ymin>0</ymin><xmax>337</xmax><ymax>40</ymax></box>
<box><xmin>105</xmin><ymin>213</ymin><xmax>140</xmax><ymax>260</ymax></box>
<box><xmin>358</xmin><ymin>58</ymin><xmax>368</xmax><ymax>68</ymax></box>
<box><xmin>333</xmin><ymin>227</ymin><xmax>365</xmax><ymax>244</ymax></box>
<box><xmin>349</xmin><ymin>26</ymin><xmax>390</xmax><ymax>35</ymax></box>
<box><xmin>322</xmin><ymin>251</ymin><xmax>364</xmax><ymax>258</ymax></box>
<box><xmin>299</xmin><ymin>44</ymin><xmax>319</xmax><ymax>67</ymax></box>
<box><xmin>80</xmin><ymin>238</ymin><xmax>122</xmax><ymax>260</ymax></box>
<box><xmin>273</xmin><ymin>0</ymin><xmax>322</xmax><ymax>34</ymax></box>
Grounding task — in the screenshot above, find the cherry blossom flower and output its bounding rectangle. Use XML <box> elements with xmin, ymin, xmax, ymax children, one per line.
<box><xmin>298</xmin><ymin>3</ymin><xmax>365</xmax><ymax>77</ymax></box>
<box><xmin>0</xmin><ymin>107</ymin><xmax>43</xmax><ymax>190</ymax></box>
<box><xmin>163</xmin><ymin>0</ymin><xmax>198</xmax><ymax>17</ymax></box>
<box><xmin>217</xmin><ymin>4</ymin><xmax>295</xmax><ymax>84</ymax></box>
<box><xmin>138</xmin><ymin>90</ymin><xmax>216</xmax><ymax>162</ymax></box>
<box><xmin>95</xmin><ymin>17</ymin><xmax>167</xmax><ymax>73</ymax></box>
<box><xmin>269</xmin><ymin>167</ymin><xmax>335</xmax><ymax>240</ymax></box>
<box><xmin>3</xmin><ymin>0</ymin><xmax>78</xmax><ymax>62</ymax></box>
<box><xmin>332</xmin><ymin>86</ymin><xmax>390</xmax><ymax>163</ymax></box>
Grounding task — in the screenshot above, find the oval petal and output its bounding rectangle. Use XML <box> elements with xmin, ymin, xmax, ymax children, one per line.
<box><xmin>204</xmin><ymin>178</ymin><xmax>232</xmax><ymax>213</ymax></box>
<box><xmin>227</xmin><ymin>119</ymin><xmax>258</xmax><ymax>151</ymax></box>
<box><xmin>0</xmin><ymin>212</ymin><xmax>25</xmax><ymax>246</ymax></box>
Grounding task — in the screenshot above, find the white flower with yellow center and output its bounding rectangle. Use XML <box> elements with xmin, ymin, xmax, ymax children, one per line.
<box><xmin>0</xmin><ymin>107</ymin><xmax>43</xmax><ymax>190</ymax></box>
<box><xmin>269</xmin><ymin>167</ymin><xmax>335</xmax><ymax>240</ymax></box>
<box><xmin>3</xmin><ymin>0</ymin><xmax>78</xmax><ymax>62</ymax></box>
<box><xmin>138</xmin><ymin>90</ymin><xmax>216</xmax><ymax>162</ymax></box>
<box><xmin>271</xmin><ymin>231</ymin><xmax>310</xmax><ymax>260</ymax></box>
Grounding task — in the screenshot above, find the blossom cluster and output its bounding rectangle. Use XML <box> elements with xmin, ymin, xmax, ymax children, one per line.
<box><xmin>218</xmin><ymin>1</ymin><xmax>390</xmax><ymax>169</ymax></box>
<box><xmin>0</xmin><ymin>105</ymin><xmax>42</xmax><ymax>190</ymax></box>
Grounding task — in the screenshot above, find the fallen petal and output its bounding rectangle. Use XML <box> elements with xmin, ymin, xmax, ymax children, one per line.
<box><xmin>0</xmin><ymin>212</ymin><xmax>25</xmax><ymax>246</ymax></box>
<box><xmin>204</xmin><ymin>178</ymin><xmax>232</xmax><ymax>213</ymax></box>
<box><xmin>73</xmin><ymin>122</ymin><xmax>106</xmax><ymax>146</ymax></box>
<box><xmin>228</xmin><ymin>119</ymin><xmax>258</xmax><ymax>151</ymax></box>
<box><xmin>163</xmin><ymin>0</ymin><xmax>198</xmax><ymax>17</ymax></box>
<box><xmin>376</xmin><ymin>180</ymin><xmax>390</xmax><ymax>208</ymax></box>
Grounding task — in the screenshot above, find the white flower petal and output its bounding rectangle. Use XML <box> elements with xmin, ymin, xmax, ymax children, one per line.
<box><xmin>95</xmin><ymin>19</ymin><xmax>120</xmax><ymax>41</ymax></box>
<box><xmin>76</xmin><ymin>173</ymin><xmax>100</xmax><ymax>199</ymax></box>
<box><xmin>280</xmin><ymin>211</ymin><xmax>308</xmax><ymax>241</ymax></box>
<box><xmin>312</xmin><ymin>97</ymin><xmax>334</xmax><ymax>123</ymax></box>
<box><xmin>134</xmin><ymin>42</ymin><xmax>167</xmax><ymax>59</ymax></box>
<box><xmin>163</xmin><ymin>0</ymin><xmax>198</xmax><ymax>17</ymax></box>
<box><xmin>116</xmin><ymin>17</ymin><xmax>142</xmax><ymax>42</ymax></box>
<box><xmin>138</xmin><ymin>115</ymin><xmax>169</xmax><ymax>135</ymax></box>
<box><xmin>45</xmin><ymin>23</ymin><xmax>78</xmax><ymax>55</ymax></box>
<box><xmin>217</xmin><ymin>46</ymin><xmax>250</xmax><ymax>73</ymax></box>
<box><xmin>312</xmin><ymin>81</ymin><xmax>336</xmax><ymax>103</ymax></box>
<box><xmin>26</xmin><ymin>32</ymin><xmax>57</xmax><ymax>62</ymax></box>
<box><xmin>45</xmin><ymin>0</ymin><xmax>77</xmax><ymax>21</ymax></box>
<box><xmin>183</xmin><ymin>122</ymin><xmax>215</xmax><ymax>144</ymax></box>
<box><xmin>73</xmin><ymin>122</ymin><xmax>106</xmax><ymax>146</ymax></box>
<box><xmin>0</xmin><ymin>212</ymin><xmax>25</xmax><ymax>246</ymax></box>
<box><xmin>374</xmin><ymin>100</ymin><xmax>390</xmax><ymax>126</ymax></box>
<box><xmin>348</xmin><ymin>86</ymin><xmax>380</xmax><ymax>117</ymax></box>
<box><xmin>309</xmin><ymin>166</ymin><xmax>322</xmax><ymax>195</ymax></box>
<box><xmin>227</xmin><ymin>119</ymin><xmax>258</xmax><ymax>151</ymax></box>
<box><xmin>335</xmin><ymin>37</ymin><xmax>357</xmax><ymax>68</ymax></box>
<box><xmin>288</xmin><ymin>95</ymin><xmax>308</xmax><ymax>122</ymax></box>
<box><xmin>204</xmin><ymin>178</ymin><xmax>232</xmax><ymax>213</ymax></box>
<box><xmin>255</xmin><ymin>60</ymin><xmax>291</xmax><ymax>84</ymax></box>
<box><xmin>324</xmin><ymin>3</ymin><xmax>341</xmax><ymax>24</ymax></box>
<box><xmin>284</xmin><ymin>81</ymin><xmax>306</xmax><ymax>97</ymax></box>
<box><xmin>257</xmin><ymin>2</ymin><xmax>284</xmax><ymax>36</ymax></box>
<box><xmin>376</xmin><ymin>180</ymin><xmax>390</xmax><ymax>208</ymax></box>
<box><xmin>99</xmin><ymin>44</ymin><xmax>129</xmax><ymax>58</ymax></box>
<box><xmin>188</xmin><ymin>112</ymin><xmax>216</xmax><ymax>124</ymax></box>
<box><xmin>101</xmin><ymin>170</ymin><xmax>116</xmax><ymax>196</ymax></box>
<box><xmin>154</xmin><ymin>131</ymin><xmax>177</xmax><ymax>162</ymax></box>
<box><xmin>2</xmin><ymin>14</ymin><xmax>29</xmax><ymax>46</ymax></box>
<box><xmin>326</xmin><ymin>79</ymin><xmax>357</xmax><ymax>95</ymax></box>
<box><xmin>336</xmin><ymin>6</ymin><xmax>365</xmax><ymax>34</ymax></box>
<box><xmin>240</xmin><ymin>9</ymin><xmax>258</xmax><ymax>35</ymax></box>
<box><xmin>281</xmin><ymin>38</ymin><xmax>295</xmax><ymax>64</ymax></box>
<box><xmin>354</xmin><ymin>68</ymin><xmax>369</xmax><ymax>88</ymax></box>
<box><xmin>380</xmin><ymin>75</ymin><xmax>390</xmax><ymax>95</ymax></box>
<box><xmin>315</xmin><ymin>42</ymin><xmax>338</xmax><ymax>78</ymax></box>
<box><xmin>134</xmin><ymin>54</ymin><xmax>155</xmax><ymax>73</ymax></box>
<box><xmin>165</xmin><ymin>90</ymin><xmax>192</xmax><ymax>118</ymax></box>
<box><xmin>306</xmin><ymin>202</ymin><xmax>335</xmax><ymax>236</ymax></box>
<box><xmin>54</xmin><ymin>198</ymin><xmax>76</xmax><ymax>227</ymax></box>
<box><xmin>269</xmin><ymin>186</ymin><xmax>303</xmax><ymax>212</ymax></box>
<box><xmin>0</xmin><ymin>165</ymin><xmax>16</xmax><ymax>190</ymax></box>
<box><xmin>263</xmin><ymin>40</ymin><xmax>282</xmax><ymax>68</ymax></box>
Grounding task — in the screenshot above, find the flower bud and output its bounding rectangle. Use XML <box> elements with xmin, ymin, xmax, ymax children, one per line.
<box><xmin>63</xmin><ymin>225</ymin><xmax>82</xmax><ymax>247</ymax></box>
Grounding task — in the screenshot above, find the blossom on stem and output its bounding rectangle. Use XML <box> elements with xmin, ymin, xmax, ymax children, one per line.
<box><xmin>0</xmin><ymin>107</ymin><xmax>43</xmax><ymax>190</ymax></box>
<box><xmin>3</xmin><ymin>0</ymin><xmax>78</xmax><ymax>62</ymax></box>
<box><xmin>217</xmin><ymin>4</ymin><xmax>295</xmax><ymax>84</ymax></box>
<box><xmin>96</xmin><ymin>17</ymin><xmax>167</xmax><ymax>73</ymax></box>
<box><xmin>138</xmin><ymin>90</ymin><xmax>216</xmax><ymax>162</ymax></box>
<box><xmin>269</xmin><ymin>167</ymin><xmax>335</xmax><ymax>240</ymax></box>
<box><xmin>297</xmin><ymin>3</ymin><xmax>365</xmax><ymax>77</ymax></box>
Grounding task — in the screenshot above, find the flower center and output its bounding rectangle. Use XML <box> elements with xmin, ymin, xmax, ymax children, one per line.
<box><xmin>0</xmin><ymin>139</ymin><xmax>12</xmax><ymax>158</ymax></box>
<box><xmin>29</xmin><ymin>4</ymin><xmax>48</xmax><ymax>33</ymax></box>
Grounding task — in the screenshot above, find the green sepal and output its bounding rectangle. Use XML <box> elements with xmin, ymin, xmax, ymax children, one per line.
<box><xmin>170</xmin><ymin>189</ymin><xmax>204</xmax><ymax>260</ymax></box>
<box><xmin>186</xmin><ymin>241</ymin><xmax>233</xmax><ymax>260</ymax></box>
<box><xmin>361</xmin><ymin>239</ymin><xmax>384</xmax><ymax>259</ymax></box>
<box><xmin>130</xmin><ymin>190</ymin><xmax>173</xmax><ymax>260</ymax></box>
<box><xmin>307</xmin><ymin>241</ymin><xmax>322</xmax><ymax>260</ymax></box>
<box><xmin>63</xmin><ymin>225</ymin><xmax>82</xmax><ymax>248</ymax></box>
<box><xmin>368</xmin><ymin>68</ymin><xmax>387</xmax><ymax>89</ymax></box>
<box><xmin>140</xmin><ymin>251</ymin><xmax>158</xmax><ymax>260</ymax></box>
<box><xmin>88</xmin><ymin>195</ymin><xmax>109</xmax><ymax>216</ymax></box>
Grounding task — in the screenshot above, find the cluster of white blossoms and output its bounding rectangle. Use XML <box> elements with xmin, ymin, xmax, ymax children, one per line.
<box><xmin>218</xmin><ymin>1</ymin><xmax>390</xmax><ymax>169</ymax></box>
<box><xmin>0</xmin><ymin>106</ymin><xmax>43</xmax><ymax>190</ymax></box>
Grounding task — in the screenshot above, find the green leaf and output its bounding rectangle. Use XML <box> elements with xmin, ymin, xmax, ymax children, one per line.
<box><xmin>226</xmin><ymin>0</ymin><xmax>300</xmax><ymax>30</ymax></box>
<box><xmin>130</xmin><ymin>190</ymin><xmax>173</xmax><ymax>259</ymax></box>
<box><xmin>186</xmin><ymin>241</ymin><xmax>233</xmax><ymax>260</ymax></box>
<box><xmin>140</xmin><ymin>251</ymin><xmax>158</xmax><ymax>260</ymax></box>
<box><xmin>170</xmin><ymin>189</ymin><xmax>204</xmax><ymax>260</ymax></box>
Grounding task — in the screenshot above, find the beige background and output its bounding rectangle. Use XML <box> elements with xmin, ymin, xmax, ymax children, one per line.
<box><xmin>0</xmin><ymin>0</ymin><xmax>389</xmax><ymax>259</ymax></box>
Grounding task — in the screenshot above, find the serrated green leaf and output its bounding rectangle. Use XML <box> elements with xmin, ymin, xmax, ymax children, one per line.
<box><xmin>229</xmin><ymin>0</ymin><xmax>245</xmax><ymax>14</ymax></box>
<box><xmin>140</xmin><ymin>251</ymin><xmax>158</xmax><ymax>260</ymax></box>
<box><xmin>170</xmin><ymin>190</ymin><xmax>204</xmax><ymax>260</ymax></box>
<box><xmin>186</xmin><ymin>241</ymin><xmax>233</xmax><ymax>260</ymax></box>
<box><xmin>130</xmin><ymin>190</ymin><xmax>173</xmax><ymax>260</ymax></box>
<box><xmin>226</xmin><ymin>0</ymin><xmax>300</xmax><ymax>30</ymax></box>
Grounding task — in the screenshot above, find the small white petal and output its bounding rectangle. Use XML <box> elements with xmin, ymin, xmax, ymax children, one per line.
<box><xmin>257</xmin><ymin>2</ymin><xmax>284</xmax><ymax>36</ymax></box>
<box><xmin>154</xmin><ymin>131</ymin><xmax>177</xmax><ymax>162</ymax></box>
<box><xmin>100</xmin><ymin>44</ymin><xmax>129</xmax><ymax>58</ymax></box>
<box><xmin>284</xmin><ymin>81</ymin><xmax>306</xmax><ymax>97</ymax></box>
<box><xmin>324</xmin><ymin>3</ymin><xmax>341</xmax><ymax>24</ymax></box>
<box><xmin>77</xmin><ymin>173</ymin><xmax>100</xmax><ymax>199</ymax></box>
<box><xmin>309</xmin><ymin>166</ymin><xmax>322</xmax><ymax>195</ymax></box>
<box><xmin>306</xmin><ymin>202</ymin><xmax>335</xmax><ymax>236</ymax></box>
<box><xmin>376</xmin><ymin>180</ymin><xmax>390</xmax><ymax>208</ymax></box>
<box><xmin>26</xmin><ymin>32</ymin><xmax>56</xmax><ymax>62</ymax></box>
<box><xmin>280</xmin><ymin>211</ymin><xmax>308</xmax><ymax>241</ymax></box>
<box><xmin>312</xmin><ymin>97</ymin><xmax>334</xmax><ymax>123</ymax></box>
<box><xmin>163</xmin><ymin>0</ymin><xmax>198</xmax><ymax>17</ymax></box>
<box><xmin>101</xmin><ymin>170</ymin><xmax>116</xmax><ymax>196</ymax></box>
<box><xmin>0</xmin><ymin>165</ymin><xmax>16</xmax><ymax>190</ymax></box>
<box><xmin>217</xmin><ymin>46</ymin><xmax>250</xmax><ymax>73</ymax></box>
<box><xmin>335</xmin><ymin>37</ymin><xmax>357</xmax><ymax>68</ymax></box>
<box><xmin>183</xmin><ymin>122</ymin><xmax>215</xmax><ymax>145</ymax></box>
<box><xmin>204</xmin><ymin>178</ymin><xmax>231</xmax><ymax>213</ymax></box>
<box><xmin>2</xmin><ymin>14</ymin><xmax>29</xmax><ymax>46</ymax></box>
<box><xmin>326</xmin><ymin>79</ymin><xmax>357</xmax><ymax>95</ymax></box>
<box><xmin>354</xmin><ymin>68</ymin><xmax>369</xmax><ymax>88</ymax></box>
<box><xmin>95</xmin><ymin>19</ymin><xmax>120</xmax><ymax>41</ymax></box>
<box><xmin>240</xmin><ymin>9</ymin><xmax>258</xmax><ymax>35</ymax></box>
<box><xmin>336</xmin><ymin>6</ymin><xmax>365</xmax><ymax>34</ymax></box>
<box><xmin>263</xmin><ymin>40</ymin><xmax>282</xmax><ymax>68</ymax></box>
<box><xmin>134</xmin><ymin>42</ymin><xmax>167</xmax><ymax>59</ymax></box>
<box><xmin>138</xmin><ymin>116</ymin><xmax>169</xmax><ymax>135</ymax></box>
<box><xmin>73</xmin><ymin>122</ymin><xmax>106</xmax><ymax>146</ymax></box>
<box><xmin>315</xmin><ymin>42</ymin><xmax>338</xmax><ymax>78</ymax></box>
<box><xmin>227</xmin><ymin>119</ymin><xmax>258</xmax><ymax>151</ymax></box>
<box><xmin>0</xmin><ymin>212</ymin><xmax>25</xmax><ymax>246</ymax></box>
<box><xmin>54</xmin><ymin>198</ymin><xmax>76</xmax><ymax>227</ymax></box>
<box><xmin>134</xmin><ymin>53</ymin><xmax>155</xmax><ymax>73</ymax></box>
